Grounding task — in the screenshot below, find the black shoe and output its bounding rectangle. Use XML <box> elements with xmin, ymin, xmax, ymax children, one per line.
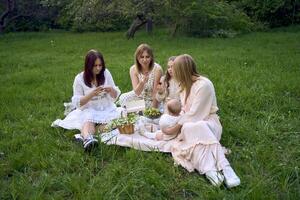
<box><xmin>83</xmin><ymin>137</ymin><xmax>98</xmax><ymax>152</ymax></box>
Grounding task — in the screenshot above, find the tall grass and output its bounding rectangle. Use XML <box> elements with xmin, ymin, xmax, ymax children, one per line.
<box><xmin>0</xmin><ymin>27</ymin><xmax>299</xmax><ymax>199</ymax></box>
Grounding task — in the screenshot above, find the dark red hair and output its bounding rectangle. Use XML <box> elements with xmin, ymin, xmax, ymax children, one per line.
<box><xmin>83</xmin><ymin>49</ymin><xmax>106</xmax><ymax>87</ymax></box>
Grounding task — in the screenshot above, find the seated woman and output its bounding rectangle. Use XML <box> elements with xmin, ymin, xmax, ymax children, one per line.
<box><xmin>119</xmin><ymin>44</ymin><xmax>162</xmax><ymax>109</ymax></box>
<box><xmin>164</xmin><ymin>54</ymin><xmax>241</xmax><ymax>188</ymax></box>
<box><xmin>52</xmin><ymin>49</ymin><xmax>121</xmax><ymax>151</ymax></box>
<box><xmin>156</xmin><ymin>56</ymin><xmax>181</xmax><ymax>112</ymax></box>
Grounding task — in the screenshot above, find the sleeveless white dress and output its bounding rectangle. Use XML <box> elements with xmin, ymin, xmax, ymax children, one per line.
<box><xmin>119</xmin><ymin>63</ymin><xmax>162</xmax><ymax>108</ymax></box>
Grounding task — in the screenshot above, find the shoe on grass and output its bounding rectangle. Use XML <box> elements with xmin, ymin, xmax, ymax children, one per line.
<box><xmin>83</xmin><ymin>136</ymin><xmax>98</xmax><ymax>152</ymax></box>
<box><xmin>223</xmin><ymin>166</ymin><xmax>241</xmax><ymax>188</ymax></box>
<box><xmin>205</xmin><ymin>170</ymin><xmax>224</xmax><ymax>187</ymax></box>
<box><xmin>74</xmin><ymin>134</ymin><xmax>84</xmax><ymax>143</ymax></box>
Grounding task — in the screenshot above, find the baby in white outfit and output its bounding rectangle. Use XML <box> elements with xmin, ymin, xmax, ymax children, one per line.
<box><xmin>143</xmin><ymin>99</ymin><xmax>181</xmax><ymax>141</ymax></box>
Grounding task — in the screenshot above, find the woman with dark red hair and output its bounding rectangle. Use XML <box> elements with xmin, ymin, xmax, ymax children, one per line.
<box><xmin>52</xmin><ymin>49</ymin><xmax>121</xmax><ymax>151</ymax></box>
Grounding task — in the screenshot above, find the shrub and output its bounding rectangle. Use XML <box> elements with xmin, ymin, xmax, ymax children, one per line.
<box><xmin>163</xmin><ymin>0</ymin><xmax>255</xmax><ymax>37</ymax></box>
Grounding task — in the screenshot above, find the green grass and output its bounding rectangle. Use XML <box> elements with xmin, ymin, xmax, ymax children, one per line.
<box><xmin>0</xmin><ymin>27</ymin><xmax>299</xmax><ymax>199</ymax></box>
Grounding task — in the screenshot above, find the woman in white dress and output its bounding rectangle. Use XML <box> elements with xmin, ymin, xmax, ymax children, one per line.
<box><xmin>163</xmin><ymin>54</ymin><xmax>241</xmax><ymax>188</ymax></box>
<box><xmin>52</xmin><ymin>49</ymin><xmax>121</xmax><ymax>151</ymax></box>
<box><xmin>119</xmin><ymin>44</ymin><xmax>162</xmax><ymax>108</ymax></box>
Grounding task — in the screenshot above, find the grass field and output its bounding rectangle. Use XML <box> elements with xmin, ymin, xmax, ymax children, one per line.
<box><xmin>0</xmin><ymin>26</ymin><xmax>299</xmax><ymax>199</ymax></box>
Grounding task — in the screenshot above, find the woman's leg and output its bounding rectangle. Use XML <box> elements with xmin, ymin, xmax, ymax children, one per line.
<box><xmin>173</xmin><ymin>120</ymin><xmax>239</xmax><ymax>187</ymax></box>
<box><xmin>191</xmin><ymin>144</ymin><xmax>240</xmax><ymax>188</ymax></box>
<box><xmin>81</xmin><ymin>121</ymin><xmax>98</xmax><ymax>151</ymax></box>
<box><xmin>81</xmin><ymin>121</ymin><xmax>96</xmax><ymax>139</ymax></box>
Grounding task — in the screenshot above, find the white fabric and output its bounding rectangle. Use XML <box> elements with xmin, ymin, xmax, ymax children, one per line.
<box><xmin>179</xmin><ymin>76</ymin><xmax>219</xmax><ymax>125</ymax></box>
<box><xmin>170</xmin><ymin>77</ymin><xmax>229</xmax><ymax>174</ymax></box>
<box><xmin>52</xmin><ymin>69</ymin><xmax>121</xmax><ymax>130</ymax></box>
<box><xmin>159</xmin><ymin>114</ymin><xmax>180</xmax><ymax>140</ymax></box>
<box><xmin>101</xmin><ymin>128</ymin><xmax>176</xmax><ymax>153</ymax></box>
<box><xmin>159</xmin><ymin>114</ymin><xmax>180</xmax><ymax>129</ymax></box>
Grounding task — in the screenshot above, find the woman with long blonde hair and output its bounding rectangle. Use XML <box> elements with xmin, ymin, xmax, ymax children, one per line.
<box><xmin>163</xmin><ymin>54</ymin><xmax>240</xmax><ymax>188</ymax></box>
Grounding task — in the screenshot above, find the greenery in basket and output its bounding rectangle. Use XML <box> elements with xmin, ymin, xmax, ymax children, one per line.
<box><xmin>143</xmin><ymin>108</ymin><xmax>162</xmax><ymax>119</ymax></box>
<box><xmin>104</xmin><ymin>113</ymin><xmax>138</xmax><ymax>132</ymax></box>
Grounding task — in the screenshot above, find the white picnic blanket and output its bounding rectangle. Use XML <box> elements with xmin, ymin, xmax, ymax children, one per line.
<box><xmin>100</xmin><ymin>129</ymin><xmax>175</xmax><ymax>152</ymax></box>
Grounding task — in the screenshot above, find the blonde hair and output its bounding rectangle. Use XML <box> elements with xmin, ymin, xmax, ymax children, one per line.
<box><xmin>134</xmin><ymin>43</ymin><xmax>154</xmax><ymax>73</ymax></box>
<box><xmin>173</xmin><ymin>54</ymin><xmax>200</xmax><ymax>102</ymax></box>
<box><xmin>164</xmin><ymin>56</ymin><xmax>176</xmax><ymax>92</ymax></box>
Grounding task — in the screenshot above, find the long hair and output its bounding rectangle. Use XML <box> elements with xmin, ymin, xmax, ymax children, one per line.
<box><xmin>164</xmin><ymin>56</ymin><xmax>177</xmax><ymax>94</ymax></box>
<box><xmin>83</xmin><ymin>49</ymin><xmax>106</xmax><ymax>87</ymax></box>
<box><xmin>134</xmin><ymin>43</ymin><xmax>154</xmax><ymax>73</ymax></box>
<box><xmin>173</xmin><ymin>54</ymin><xmax>200</xmax><ymax>103</ymax></box>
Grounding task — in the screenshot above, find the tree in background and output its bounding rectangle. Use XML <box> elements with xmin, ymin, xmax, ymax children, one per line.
<box><xmin>0</xmin><ymin>0</ymin><xmax>33</xmax><ymax>33</ymax></box>
<box><xmin>0</xmin><ymin>0</ymin><xmax>67</xmax><ymax>33</ymax></box>
<box><xmin>0</xmin><ymin>0</ymin><xmax>299</xmax><ymax>36</ymax></box>
<box><xmin>160</xmin><ymin>0</ymin><xmax>254</xmax><ymax>37</ymax></box>
<box><xmin>125</xmin><ymin>0</ymin><xmax>165</xmax><ymax>39</ymax></box>
<box><xmin>229</xmin><ymin>0</ymin><xmax>300</xmax><ymax>27</ymax></box>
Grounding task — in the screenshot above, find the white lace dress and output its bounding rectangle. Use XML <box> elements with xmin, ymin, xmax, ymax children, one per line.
<box><xmin>52</xmin><ymin>69</ymin><xmax>121</xmax><ymax>130</ymax></box>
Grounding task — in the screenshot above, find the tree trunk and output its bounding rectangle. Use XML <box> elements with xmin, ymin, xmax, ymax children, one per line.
<box><xmin>126</xmin><ymin>14</ymin><xmax>147</xmax><ymax>39</ymax></box>
<box><xmin>0</xmin><ymin>0</ymin><xmax>15</xmax><ymax>34</ymax></box>
<box><xmin>171</xmin><ymin>22</ymin><xmax>179</xmax><ymax>37</ymax></box>
<box><xmin>146</xmin><ymin>18</ymin><xmax>153</xmax><ymax>33</ymax></box>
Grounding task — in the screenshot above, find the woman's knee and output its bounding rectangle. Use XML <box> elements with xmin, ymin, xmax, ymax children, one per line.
<box><xmin>82</xmin><ymin>121</ymin><xmax>96</xmax><ymax>130</ymax></box>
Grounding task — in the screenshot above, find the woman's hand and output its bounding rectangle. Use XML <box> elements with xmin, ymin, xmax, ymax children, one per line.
<box><xmin>79</xmin><ymin>86</ymin><xmax>103</xmax><ymax>106</ymax></box>
<box><xmin>141</xmin><ymin>73</ymin><xmax>149</xmax><ymax>84</ymax></box>
<box><xmin>103</xmin><ymin>86</ymin><xmax>117</xmax><ymax>99</ymax></box>
<box><xmin>157</xmin><ymin>82</ymin><xmax>165</xmax><ymax>94</ymax></box>
<box><xmin>162</xmin><ymin>123</ymin><xmax>182</xmax><ymax>135</ymax></box>
<box><xmin>155</xmin><ymin>132</ymin><xmax>164</xmax><ymax>140</ymax></box>
<box><xmin>91</xmin><ymin>86</ymin><xmax>104</xmax><ymax>97</ymax></box>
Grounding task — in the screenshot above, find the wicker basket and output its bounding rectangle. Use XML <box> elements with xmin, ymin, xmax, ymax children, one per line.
<box><xmin>118</xmin><ymin>124</ymin><xmax>134</xmax><ymax>134</ymax></box>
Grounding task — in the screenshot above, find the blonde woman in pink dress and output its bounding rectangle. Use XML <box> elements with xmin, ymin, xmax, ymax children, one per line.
<box><xmin>163</xmin><ymin>54</ymin><xmax>241</xmax><ymax>188</ymax></box>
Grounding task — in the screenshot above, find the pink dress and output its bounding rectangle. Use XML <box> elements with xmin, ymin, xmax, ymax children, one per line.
<box><xmin>171</xmin><ymin>76</ymin><xmax>230</xmax><ymax>174</ymax></box>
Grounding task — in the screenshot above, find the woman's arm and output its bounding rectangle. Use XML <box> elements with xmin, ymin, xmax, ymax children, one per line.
<box><xmin>162</xmin><ymin>123</ymin><xmax>182</xmax><ymax>135</ymax></box>
<box><xmin>151</xmin><ymin>65</ymin><xmax>163</xmax><ymax>108</ymax></box>
<box><xmin>79</xmin><ymin>87</ymin><xmax>103</xmax><ymax>106</ymax></box>
<box><xmin>130</xmin><ymin>66</ymin><xmax>147</xmax><ymax>96</ymax></box>
<box><xmin>155</xmin><ymin>76</ymin><xmax>167</xmax><ymax>102</ymax></box>
<box><xmin>71</xmin><ymin>74</ymin><xmax>103</xmax><ymax>108</ymax></box>
<box><xmin>104</xmin><ymin>69</ymin><xmax>121</xmax><ymax>100</ymax></box>
<box><xmin>178</xmin><ymin>80</ymin><xmax>213</xmax><ymax>125</ymax></box>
